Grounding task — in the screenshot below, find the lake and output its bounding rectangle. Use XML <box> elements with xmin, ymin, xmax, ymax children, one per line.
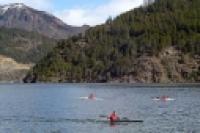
<box><xmin>0</xmin><ymin>84</ymin><xmax>199</xmax><ymax>133</ymax></box>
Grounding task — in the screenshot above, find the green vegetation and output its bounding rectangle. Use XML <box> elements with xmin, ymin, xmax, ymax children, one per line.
<box><xmin>0</xmin><ymin>27</ymin><xmax>56</xmax><ymax>63</ymax></box>
<box><xmin>26</xmin><ymin>0</ymin><xmax>200</xmax><ymax>82</ymax></box>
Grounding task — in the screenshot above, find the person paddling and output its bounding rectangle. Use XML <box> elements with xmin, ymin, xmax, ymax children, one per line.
<box><xmin>161</xmin><ymin>96</ymin><xmax>169</xmax><ymax>101</ymax></box>
<box><xmin>88</xmin><ymin>93</ymin><xmax>95</xmax><ymax>100</ymax></box>
<box><xmin>108</xmin><ymin>111</ymin><xmax>120</xmax><ymax>122</ymax></box>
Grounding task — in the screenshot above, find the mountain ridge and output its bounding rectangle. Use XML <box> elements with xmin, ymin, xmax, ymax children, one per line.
<box><xmin>0</xmin><ymin>27</ymin><xmax>56</xmax><ymax>63</ymax></box>
<box><xmin>24</xmin><ymin>0</ymin><xmax>200</xmax><ymax>83</ymax></box>
<box><xmin>0</xmin><ymin>3</ymin><xmax>89</xmax><ymax>82</ymax></box>
<box><xmin>0</xmin><ymin>3</ymin><xmax>89</xmax><ymax>39</ymax></box>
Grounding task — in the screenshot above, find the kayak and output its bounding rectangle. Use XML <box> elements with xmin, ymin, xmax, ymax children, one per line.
<box><xmin>6</xmin><ymin>118</ymin><xmax>143</xmax><ymax>124</ymax></box>
<box><xmin>110</xmin><ymin>120</ymin><xmax>143</xmax><ymax>123</ymax></box>
<box><xmin>152</xmin><ymin>97</ymin><xmax>175</xmax><ymax>101</ymax></box>
<box><xmin>85</xmin><ymin>119</ymin><xmax>143</xmax><ymax>123</ymax></box>
<box><xmin>78</xmin><ymin>97</ymin><xmax>103</xmax><ymax>101</ymax></box>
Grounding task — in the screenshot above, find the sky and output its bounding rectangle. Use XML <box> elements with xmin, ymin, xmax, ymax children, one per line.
<box><xmin>0</xmin><ymin>0</ymin><xmax>144</xmax><ymax>26</ymax></box>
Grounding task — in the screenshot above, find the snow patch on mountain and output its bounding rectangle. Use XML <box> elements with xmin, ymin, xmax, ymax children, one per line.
<box><xmin>0</xmin><ymin>3</ymin><xmax>26</xmax><ymax>14</ymax></box>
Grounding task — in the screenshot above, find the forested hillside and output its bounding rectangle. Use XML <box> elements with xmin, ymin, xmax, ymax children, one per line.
<box><xmin>24</xmin><ymin>0</ymin><xmax>200</xmax><ymax>83</ymax></box>
<box><xmin>0</xmin><ymin>28</ymin><xmax>56</xmax><ymax>63</ymax></box>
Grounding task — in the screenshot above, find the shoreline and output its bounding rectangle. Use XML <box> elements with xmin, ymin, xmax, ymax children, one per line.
<box><xmin>0</xmin><ymin>82</ymin><xmax>199</xmax><ymax>87</ymax></box>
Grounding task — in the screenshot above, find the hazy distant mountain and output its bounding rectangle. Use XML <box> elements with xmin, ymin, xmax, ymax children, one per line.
<box><xmin>0</xmin><ymin>27</ymin><xmax>56</xmax><ymax>63</ymax></box>
<box><xmin>0</xmin><ymin>3</ymin><xmax>88</xmax><ymax>39</ymax></box>
<box><xmin>0</xmin><ymin>3</ymin><xmax>89</xmax><ymax>82</ymax></box>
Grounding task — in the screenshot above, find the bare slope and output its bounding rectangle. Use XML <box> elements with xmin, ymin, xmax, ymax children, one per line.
<box><xmin>0</xmin><ymin>55</ymin><xmax>33</xmax><ymax>82</ymax></box>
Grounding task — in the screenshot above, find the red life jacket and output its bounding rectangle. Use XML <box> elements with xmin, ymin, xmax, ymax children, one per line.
<box><xmin>109</xmin><ymin>113</ymin><xmax>119</xmax><ymax>122</ymax></box>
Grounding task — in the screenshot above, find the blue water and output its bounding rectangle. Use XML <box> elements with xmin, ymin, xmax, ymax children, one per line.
<box><xmin>0</xmin><ymin>84</ymin><xmax>199</xmax><ymax>133</ymax></box>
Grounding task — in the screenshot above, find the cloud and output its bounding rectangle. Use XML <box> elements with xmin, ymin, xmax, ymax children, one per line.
<box><xmin>0</xmin><ymin>0</ymin><xmax>53</xmax><ymax>11</ymax></box>
<box><xmin>55</xmin><ymin>0</ymin><xmax>144</xmax><ymax>26</ymax></box>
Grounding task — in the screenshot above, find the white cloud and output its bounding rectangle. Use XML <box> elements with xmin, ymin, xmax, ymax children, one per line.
<box><xmin>0</xmin><ymin>0</ymin><xmax>53</xmax><ymax>11</ymax></box>
<box><xmin>55</xmin><ymin>0</ymin><xmax>144</xmax><ymax>26</ymax></box>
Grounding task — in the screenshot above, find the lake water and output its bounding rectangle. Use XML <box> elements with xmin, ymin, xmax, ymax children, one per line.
<box><xmin>0</xmin><ymin>84</ymin><xmax>199</xmax><ymax>133</ymax></box>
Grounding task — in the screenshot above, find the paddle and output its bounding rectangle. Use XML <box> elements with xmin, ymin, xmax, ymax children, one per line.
<box><xmin>99</xmin><ymin>115</ymin><xmax>128</xmax><ymax>120</ymax></box>
<box><xmin>99</xmin><ymin>115</ymin><xmax>108</xmax><ymax>118</ymax></box>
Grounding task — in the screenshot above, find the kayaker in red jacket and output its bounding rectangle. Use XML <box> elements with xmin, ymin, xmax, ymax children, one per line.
<box><xmin>88</xmin><ymin>93</ymin><xmax>95</xmax><ymax>99</ymax></box>
<box><xmin>108</xmin><ymin>111</ymin><xmax>120</xmax><ymax>122</ymax></box>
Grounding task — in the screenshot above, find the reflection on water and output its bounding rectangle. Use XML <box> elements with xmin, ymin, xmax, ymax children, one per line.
<box><xmin>0</xmin><ymin>84</ymin><xmax>199</xmax><ymax>133</ymax></box>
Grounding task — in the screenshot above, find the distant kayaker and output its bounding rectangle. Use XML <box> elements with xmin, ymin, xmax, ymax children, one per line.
<box><xmin>153</xmin><ymin>96</ymin><xmax>172</xmax><ymax>101</ymax></box>
<box><xmin>108</xmin><ymin>111</ymin><xmax>120</xmax><ymax>122</ymax></box>
<box><xmin>88</xmin><ymin>93</ymin><xmax>95</xmax><ymax>99</ymax></box>
<box><xmin>161</xmin><ymin>96</ymin><xmax>169</xmax><ymax>101</ymax></box>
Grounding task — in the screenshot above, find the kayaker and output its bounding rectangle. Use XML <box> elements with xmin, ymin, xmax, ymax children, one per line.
<box><xmin>108</xmin><ymin>111</ymin><xmax>120</xmax><ymax>122</ymax></box>
<box><xmin>88</xmin><ymin>93</ymin><xmax>95</xmax><ymax>99</ymax></box>
<box><xmin>161</xmin><ymin>96</ymin><xmax>169</xmax><ymax>101</ymax></box>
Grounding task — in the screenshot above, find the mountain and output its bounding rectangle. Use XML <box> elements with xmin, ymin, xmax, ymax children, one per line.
<box><xmin>0</xmin><ymin>27</ymin><xmax>56</xmax><ymax>82</ymax></box>
<box><xmin>0</xmin><ymin>27</ymin><xmax>57</xmax><ymax>63</ymax></box>
<box><xmin>24</xmin><ymin>0</ymin><xmax>200</xmax><ymax>83</ymax></box>
<box><xmin>0</xmin><ymin>3</ymin><xmax>89</xmax><ymax>82</ymax></box>
<box><xmin>0</xmin><ymin>3</ymin><xmax>88</xmax><ymax>39</ymax></box>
